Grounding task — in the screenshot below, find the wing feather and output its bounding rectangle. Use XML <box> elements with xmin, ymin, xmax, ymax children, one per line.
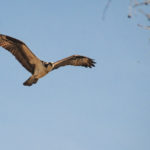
<box><xmin>52</xmin><ymin>55</ymin><xmax>96</xmax><ymax>70</ymax></box>
<box><xmin>0</xmin><ymin>34</ymin><xmax>39</xmax><ymax>73</ymax></box>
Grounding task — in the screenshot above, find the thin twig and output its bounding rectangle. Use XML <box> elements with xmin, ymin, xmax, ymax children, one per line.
<box><xmin>138</xmin><ymin>9</ymin><xmax>150</xmax><ymax>20</ymax></box>
<box><xmin>133</xmin><ymin>0</ymin><xmax>150</xmax><ymax>7</ymax></box>
<box><xmin>102</xmin><ymin>0</ymin><xmax>112</xmax><ymax>20</ymax></box>
<box><xmin>138</xmin><ymin>24</ymin><xmax>150</xmax><ymax>30</ymax></box>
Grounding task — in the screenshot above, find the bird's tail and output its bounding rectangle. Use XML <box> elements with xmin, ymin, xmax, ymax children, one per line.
<box><xmin>23</xmin><ymin>76</ymin><xmax>38</xmax><ymax>86</ymax></box>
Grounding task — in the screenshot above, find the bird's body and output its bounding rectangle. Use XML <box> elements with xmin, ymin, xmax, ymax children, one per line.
<box><xmin>0</xmin><ymin>34</ymin><xmax>95</xmax><ymax>86</ymax></box>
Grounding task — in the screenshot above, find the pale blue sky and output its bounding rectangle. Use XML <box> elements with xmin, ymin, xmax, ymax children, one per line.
<box><xmin>0</xmin><ymin>1</ymin><xmax>150</xmax><ymax>150</ymax></box>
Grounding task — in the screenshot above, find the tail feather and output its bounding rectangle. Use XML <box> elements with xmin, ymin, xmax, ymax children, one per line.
<box><xmin>23</xmin><ymin>76</ymin><xmax>38</xmax><ymax>86</ymax></box>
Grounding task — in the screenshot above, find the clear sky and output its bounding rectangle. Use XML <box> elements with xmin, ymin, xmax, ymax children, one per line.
<box><xmin>0</xmin><ymin>0</ymin><xmax>150</xmax><ymax>150</ymax></box>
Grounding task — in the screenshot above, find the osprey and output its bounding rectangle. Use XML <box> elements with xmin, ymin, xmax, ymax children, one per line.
<box><xmin>0</xmin><ymin>34</ymin><xmax>96</xmax><ymax>86</ymax></box>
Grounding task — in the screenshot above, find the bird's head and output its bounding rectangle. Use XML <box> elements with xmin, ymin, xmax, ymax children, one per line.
<box><xmin>43</xmin><ymin>62</ymin><xmax>53</xmax><ymax>72</ymax></box>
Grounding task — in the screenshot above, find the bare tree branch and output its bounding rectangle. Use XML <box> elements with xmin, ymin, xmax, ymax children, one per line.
<box><xmin>102</xmin><ymin>0</ymin><xmax>150</xmax><ymax>32</ymax></box>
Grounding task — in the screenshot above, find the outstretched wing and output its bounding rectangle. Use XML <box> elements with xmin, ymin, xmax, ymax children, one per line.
<box><xmin>0</xmin><ymin>34</ymin><xmax>39</xmax><ymax>73</ymax></box>
<box><xmin>52</xmin><ymin>55</ymin><xmax>96</xmax><ymax>70</ymax></box>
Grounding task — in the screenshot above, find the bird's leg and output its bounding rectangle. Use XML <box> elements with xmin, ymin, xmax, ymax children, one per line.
<box><xmin>23</xmin><ymin>75</ymin><xmax>38</xmax><ymax>86</ymax></box>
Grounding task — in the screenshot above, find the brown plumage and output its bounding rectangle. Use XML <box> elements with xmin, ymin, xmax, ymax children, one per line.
<box><xmin>0</xmin><ymin>34</ymin><xmax>96</xmax><ymax>86</ymax></box>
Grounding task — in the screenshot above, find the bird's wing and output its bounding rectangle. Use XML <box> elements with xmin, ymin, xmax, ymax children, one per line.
<box><xmin>0</xmin><ymin>34</ymin><xmax>40</xmax><ymax>74</ymax></box>
<box><xmin>52</xmin><ymin>55</ymin><xmax>96</xmax><ymax>70</ymax></box>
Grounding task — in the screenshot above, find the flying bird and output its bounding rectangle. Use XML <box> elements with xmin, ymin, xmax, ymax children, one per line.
<box><xmin>0</xmin><ymin>34</ymin><xmax>96</xmax><ymax>86</ymax></box>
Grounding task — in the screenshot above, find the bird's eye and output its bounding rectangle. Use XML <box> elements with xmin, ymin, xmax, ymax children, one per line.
<box><xmin>44</xmin><ymin>63</ymin><xmax>49</xmax><ymax>67</ymax></box>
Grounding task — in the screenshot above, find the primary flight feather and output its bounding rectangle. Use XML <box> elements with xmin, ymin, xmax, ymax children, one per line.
<box><xmin>0</xmin><ymin>34</ymin><xmax>96</xmax><ymax>86</ymax></box>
